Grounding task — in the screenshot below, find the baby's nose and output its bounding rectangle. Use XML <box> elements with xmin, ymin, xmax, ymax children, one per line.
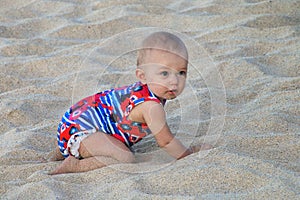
<box><xmin>169</xmin><ymin>73</ymin><xmax>179</xmax><ymax>85</ymax></box>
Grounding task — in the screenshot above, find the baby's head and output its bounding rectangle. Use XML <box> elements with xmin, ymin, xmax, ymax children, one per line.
<box><xmin>136</xmin><ymin>32</ymin><xmax>188</xmax><ymax>100</ymax></box>
<box><xmin>137</xmin><ymin>31</ymin><xmax>188</xmax><ymax>67</ymax></box>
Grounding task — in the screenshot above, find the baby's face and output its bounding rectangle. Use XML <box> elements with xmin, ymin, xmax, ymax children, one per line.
<box><xmin>138</xmin><ymin>50</ymin><xmax>187</xmax><ymax>100</ymax></box>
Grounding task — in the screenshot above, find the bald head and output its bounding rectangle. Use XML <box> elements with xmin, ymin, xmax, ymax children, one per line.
<box><xmin>137</xmin><ymin>32</ymin><xmax>188</xmax><ymax>66</ymax></box>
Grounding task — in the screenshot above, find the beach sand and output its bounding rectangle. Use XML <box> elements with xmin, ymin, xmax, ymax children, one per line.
<box><xmin>0</xmin><ymin>0</ymin><xmax>299</xmax><ymax>199</ymax></box>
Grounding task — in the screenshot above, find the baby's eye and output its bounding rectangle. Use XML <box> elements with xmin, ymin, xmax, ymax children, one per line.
<box><xmin>160</xmin><ymin>71</ymin><xmax>169</xmax><ymax>76</ymax></box>
<box><xmin>179</xmin><ymin>71</ymin><xmax>186</xmax><ymax>76</ymax></box>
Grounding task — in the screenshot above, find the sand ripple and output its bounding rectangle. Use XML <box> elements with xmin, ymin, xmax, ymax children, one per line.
<box><xmin>0</xmin><ymin>0</ymin><xmax>299</xmax><ymax>199</ymax></box>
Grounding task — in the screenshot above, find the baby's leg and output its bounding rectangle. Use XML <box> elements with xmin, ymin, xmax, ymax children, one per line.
<box><xmin>79</xmin><ymin>131</ymin><xmax>135</xmax><ymax>163</ymax></box>
<box><xmin>49</xmin><ymin>155</ymin><xmax>120</xmax><ymax>174</ymax></box>
<box><xmin>50</xmin><ymin>132</ymin><xmax>134</xmax><ymax>174</ymax></box>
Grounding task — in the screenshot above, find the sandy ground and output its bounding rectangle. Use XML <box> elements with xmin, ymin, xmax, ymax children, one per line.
<box><xmin>0</xmin><ymin>0</ymin><xmax>299</xmax><ymax>199</ymax></box>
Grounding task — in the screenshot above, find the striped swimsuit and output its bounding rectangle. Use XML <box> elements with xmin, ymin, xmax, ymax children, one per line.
<box><xmin>57</xmin><ymin>82</ymin><xmax>162</xmax><ymax>157</ymax></box>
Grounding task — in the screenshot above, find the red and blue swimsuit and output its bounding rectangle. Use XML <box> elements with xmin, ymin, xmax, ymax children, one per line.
<box><xmin>57</xmin><ymin>82</ymin><xmax>163</xmax><ymax>157</ymax></box>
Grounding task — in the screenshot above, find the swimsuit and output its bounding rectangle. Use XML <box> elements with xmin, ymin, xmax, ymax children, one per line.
<box><xmin>57</xmin><ymin>82</ymin><xmax>163</xmax><ymax>157</ymax></box>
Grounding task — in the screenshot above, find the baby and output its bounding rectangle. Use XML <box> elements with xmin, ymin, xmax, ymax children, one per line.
<box><xmin>50</xmin><ymin>31</ymin><xmax>212</xmax><ymax>175</ymax></box>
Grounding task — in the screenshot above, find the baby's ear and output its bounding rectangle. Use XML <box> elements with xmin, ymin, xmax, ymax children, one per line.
<box><xmin>136</xmin><ymin>68</ymin><xmax>146</xmax><ymax>83</ymax></box>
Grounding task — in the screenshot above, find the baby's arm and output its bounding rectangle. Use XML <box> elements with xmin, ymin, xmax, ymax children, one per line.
<box><xmin>142</xmin><ymin>101</ymin><xmax>194</xmax><ymax>159</ymax></box>
<box><xmin>151</xmin><ymin>120</ymin><xmax>192</xmax><ymax>159</ymax></box>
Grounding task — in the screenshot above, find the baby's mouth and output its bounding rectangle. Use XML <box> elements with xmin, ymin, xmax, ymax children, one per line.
<box><xmin>167</xmin><ymin>90</ymin><xmax>177</xmax><ymax>95</ymax></box>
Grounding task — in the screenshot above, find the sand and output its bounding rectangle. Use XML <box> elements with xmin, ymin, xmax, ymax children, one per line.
<box><xmin>0</xmin><ymin>0</ymin><xmax>299</xmax><ymax>199</ymax></box>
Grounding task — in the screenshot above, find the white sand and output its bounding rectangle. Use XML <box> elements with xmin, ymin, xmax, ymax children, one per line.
<box><xmin>0</xmin><ymin>0</ymin><xmax>299</xmax><ymax>199</ymax></box>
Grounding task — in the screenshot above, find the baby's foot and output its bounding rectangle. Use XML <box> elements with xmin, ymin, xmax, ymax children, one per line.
<box><xmin>49</xmin><ymin>156</ymin><xmax>79</xmax><ymax>175</ymax></box>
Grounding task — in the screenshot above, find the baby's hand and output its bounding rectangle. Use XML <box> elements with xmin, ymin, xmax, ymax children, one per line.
<box><xmin>190</xmin><ymin>143</ymin><xmax>213</xmax><ymax>153</ymax></box>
